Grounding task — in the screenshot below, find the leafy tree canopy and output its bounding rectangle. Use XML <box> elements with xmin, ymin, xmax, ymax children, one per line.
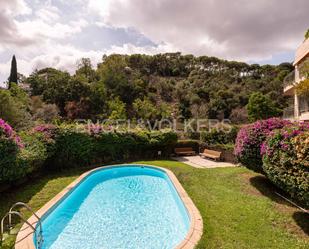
<box><xmin>247</xmin><ymin>92</ymin><xmax>282</xmax><ymax>122</ymax></box>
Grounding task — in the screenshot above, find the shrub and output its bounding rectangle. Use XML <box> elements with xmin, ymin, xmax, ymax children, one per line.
<box><xmin>31</xmin><ymin>124</ymin><xmax>58</xmax><ymax>158</ymax></box>
<box><xmin>0</xmin><ymin>119</ymin><xmax>23</xmax><ymax>183</ymax></box>
<box><xmin>94</xmin><ymin>129</ymin><xmax>177</xmax><ymax>162</ymax></box>
<box><xmin>175</xmin><ymin>140</ymin><xmax>200</xmax><ymax>152</ymax></box>
<box><xmin>262</xmin><ymin>124</ymin><xmax>309</xmax><ymax>207</ymax></box>
<box><xmin>46</xmin><ymin>124</ymin><xmax>177</xmax><ymax>170</ymax></box>
<box><xmin>17</xmin><ymin>132</ymin><xmax>49</xmax><ymax>176</ymax></box>
<box><xmin>201</xmin><ymin>126</ymin><xmax>239</xmax><ymax>145</ymax></box>
<box><xmin>234</xmin><ymin>118</ymin><xmax>290</xmax><ymax>173</ymax></box>
<box><xmin>48</xmin><ymin>125</ymin><xmax>95</xmax><ymax>169</ymax></box>
<box><xmin>0</xmin><ymin>121</ymin><xmax>178</xmax><ymax>183</ymax></box>
<box><xmin>0</xmin><ymin>86</ymin><xmax>32</xmax><ymax>130</ymax></box>
<box><xmin>246</xmin><ymin>92</ymin><xmax>282</xmax><ymax>122</ymax></box>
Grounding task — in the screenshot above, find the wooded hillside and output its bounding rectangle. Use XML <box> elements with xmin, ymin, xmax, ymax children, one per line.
<box><xmin>2</xmin><ymin>53</ymin><xmax>293</xmax><ymax>128</ymax></box>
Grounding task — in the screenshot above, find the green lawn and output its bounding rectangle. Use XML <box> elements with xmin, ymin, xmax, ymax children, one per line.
<box><xmin>1</xmin><ymin>160</ymin><xmax>308</xmax><ymax>249</ymax></box>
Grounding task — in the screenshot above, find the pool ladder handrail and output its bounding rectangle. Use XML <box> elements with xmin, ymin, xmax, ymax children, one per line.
<box><xmin>0</xmin><ymin>202</ymin><xmax>43</xmax><ymax>249</ymax></box>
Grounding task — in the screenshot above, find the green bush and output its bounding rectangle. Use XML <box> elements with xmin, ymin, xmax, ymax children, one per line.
<box><xmin>262</xmin><ymin>126</ymin><xmax>309</xmax><ymax>207</ymax></box>
<box><xmin>0</xmin><ymin>119</ymin><xmax>23</xmax><ymax>183</ymax></box>
<box><xmin>201</xmin><ymin>126</ymin><xmax>238</xmax><ymax>145</ymax></box>
<box><xmin>1</xmin><ymin>121</ymin><xmax>177</xmax><ymax>183</ymax></box>
<box><xmin>49</xmin><ymin>125</ymin><xmax>96</xmax><ymax>169</ymax></box>
<box><xmin>0</xmin><ymin>138</ymin><xmax>20</xmax><ymax>183</ymax></box>
<box><xmin>46</xmin><ymin>125</ymin><xmax>177</xmax><ymax>170</ymax></box>
<box><xmin>17</xmin><ymin>132</ymin><xmax>49</xmax><ymax>175</ymax></box>
<box><xmin>175</xmin><ymin>140</ymin><xmax>200</xmax><ymax>152</ymax></box>
<box><xmin>0</xmin><ymin>126</ymin><xmax>48</xmax><ymax>184</ymax></box>
<box><xmin>246</xmin><ymin>92</ymin><xmax>282</xmax><ymax>122</ymax></box>
<box><xmin>94</xmin><ymin>129</ymin><xmax>177</xmax><ymax>162</ymax></box>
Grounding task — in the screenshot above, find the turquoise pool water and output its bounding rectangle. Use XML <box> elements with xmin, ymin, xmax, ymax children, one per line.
<box><xmin>36</xmin><ymin>165</ymin><xmax>190</xmax><ymax>249</ymax></box>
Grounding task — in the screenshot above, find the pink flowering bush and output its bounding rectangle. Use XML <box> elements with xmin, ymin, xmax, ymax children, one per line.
<box><xmin>86</xmin><ymin>123</ymin><xmax>104</xmax><ymax>136</ymax></box>
<box><xmin>0</xmin><ymin>118</ymin><xmax>24</xmax><ymax>182</ymax></box>
<box><xmin>262</xmin><ymin>123</ymin><xmax>309</xmax><ymax>207</ymax></box>
<box><xmin>0</xmin><ymin>120</ymin><xmax>53</xmax><ymax>184</ymax></box>
<box><xmin>28</xmin><ymin>124</ymin><xmax>59</xmax><ymax>162</ymax></box>
<box><xmin>33</xmin><ymin>124</ymin><xmax>57</xmax><ymax>139</ymax></box>
<box><xmin>32</xmin><ymin>124</ymin><xmax>58</xmax><ymax>147</ymax></box>
<box><xmin>0</xmin><ymin>118</ymin><xmax>23</xmax><ymax>148</ymax></box>
<box><xmin>234</xmin><ymin>118</ymin><xmax>291</xmax><ymax>173</ymax></box>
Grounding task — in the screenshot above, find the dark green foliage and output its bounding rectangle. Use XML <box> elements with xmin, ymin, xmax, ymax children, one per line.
<box><xmin>98</xmin><ymin>54</ymin><xmax>146</xmax><ymax>105</ymax></box>
<box><xmin>93</xmin><ymin>130</ymin><xmax>177</xmax><ymax>162</ymax></box>
<box><xmin>0</xmin><ymin>137</ymin><xmax>19</xmax><ymax>183</ymax></box>
<box><xmin>175</xmin><ymin>140</ymin><xmax>200</xmax><ymax>152</ymax></box>
<box><xmin>50</xmin><ymin>128</ymin><xmax>177</xmax><ymax>169</ymax></box>
<box><xmin>0</xmin><ymin>85</ymin><xmax>32</xmax><ymax>129</ymax></box>
<box><xmin>76</xmin><ymin>58</ymin><xmax>97</xmax><ymax>82</ymax></box>
<box><xmin>24</xmin><ymin>54</ymin><xmax>291</xmax><ymax>121</ymax></box>
<box><xmin>201</xmin><ymin>126</ymin><xmax>239</xmax><ymax>145</ymax></box>
<box><xmin>17</xmin><ymin>132</ymin><xmax>49</xmax><ymax>175</ymax></box>
<box><xmin>247</xmin><ymin>92</ymin><xmax>282</xmax><ymax>122</ymax></box>
<box><xmin>8</xmin><ymin>55</ymin><xmax>18</xmax><ymax>88</ymax></box>
<box><xmin>0</xmin><ymin>123</ymin><xmax>177</xmax><ymax>183</ymax></box>
<box><xmin>0</xmin><ymin>131</ymin><xmax>47</xmax><ymax>184</ymax></box>
<box><xmin>49</xmin><ymin>127</ymin><xmax>96</xmax><ymax>169</ymax></box>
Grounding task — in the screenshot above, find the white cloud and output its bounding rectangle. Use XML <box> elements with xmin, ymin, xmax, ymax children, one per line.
<box><xmin>0</xmin><ymin>0</ymin><xmax>35</xmax><ymax>47</ymax></box>
<box><xmin>1</xmin><ymin>0</ymin><xmax>308</xmax><ymax>86</ymax></box>
<box><xmin>0</xmin><ymin>0</ymin><xmax>32</xmax><ymax>16</ymax></box>
<box><xmin>88</xmin><ymin>0</ymin><xmax>308</xmax><ymax>61</ymax></box>
<box><xmin>0</xmin><ymin>41</ymin><xmax>177</xmax><ymax>85</ymax></box>
<box><xmin>35</xmin><ymin>4</ymin><xmax>60</xmax><ymax>23</ymax></box>
<box><xmin>14</xmin><ymin>18</ymin><xmax>88</xmax><ymax>42</ymax></box>
<box><xmin>105</xmin><ymin>43</ymin><xmax>177</xmax><ymax>55</ymax></box>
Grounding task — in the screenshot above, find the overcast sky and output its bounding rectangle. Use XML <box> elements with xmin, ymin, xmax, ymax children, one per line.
<box><xmin>0</xmin><ymin>0</ymin><xmax>308</xmax><ymax>85</ymax></box>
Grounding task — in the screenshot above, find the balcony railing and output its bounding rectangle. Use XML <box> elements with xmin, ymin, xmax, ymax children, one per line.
<box><xmin>283</xmin><ymin>106</ymin><xmax>295</xmax><ymax>120</ymax></box>
<box><xmin>283</xmin><ymin>70</ymin><xmax>295</xmax><ymax>88</ymax></box>
<box><xmin>299</xmin><ymin>96</ymin><xmax>309</xmax><ymax>114</ymax></box>
<box><xmin>299</xmin><ymin>58</ymin><xmax>309</xmax><ymax>80</ymax></box>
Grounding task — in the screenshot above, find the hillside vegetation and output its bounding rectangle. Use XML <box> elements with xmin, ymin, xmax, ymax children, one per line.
<box><xmin>2</xmin><ymin>53</ymin><xmax>293</xmax><ymax>129</ymax></box>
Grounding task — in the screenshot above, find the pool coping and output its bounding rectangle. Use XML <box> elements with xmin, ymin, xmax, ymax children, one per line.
<box><xmin>15</xmin><ymin>164</ymin><xmax>203</xmax><ymax>249</ymax></box>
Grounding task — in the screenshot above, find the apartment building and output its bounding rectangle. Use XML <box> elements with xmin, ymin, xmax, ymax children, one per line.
<box><xmin>283</xmin><ymin>38</ymin><xmax>309</xmax><ymax>121</ymax></box>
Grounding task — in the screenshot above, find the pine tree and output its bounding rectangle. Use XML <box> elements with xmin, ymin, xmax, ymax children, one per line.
<box><xmin>8</xmin><ymin>55</ymin><xmax>18</xmax><ymax>89</ymax></box>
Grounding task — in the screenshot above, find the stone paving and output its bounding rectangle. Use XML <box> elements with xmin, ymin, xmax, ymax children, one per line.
<box><xmin>172</xmin><ymin>156</ymin><xmax>237</xmax><ymax>168</ymax></box>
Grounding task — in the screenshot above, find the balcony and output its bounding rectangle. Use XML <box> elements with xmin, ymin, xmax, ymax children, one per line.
<box><xmin>282</xmin><ymin>97</ymin><xmax>309</xmax><ymax>121</ymax></box>
<box><xmin>283</xmin><ymin>70</ymin><xmax>295</xmax><ymax>95</ymax></box>
<box><xmin>299</xmin><ymin>96</ymin><xmax>309</xmax><ymax>121</ymax></box>
<box><xmin>298</xmin><ymin>58</ymin><xmax>309</xmax><ymax>80</ymax></box>
<box><xmin>283</xmin><ymin>106</ymin><xmax>295</xmax><ymax>120</ymax></box>
<box><xmin>294</xmin><ymin>38</ymin><xmax>309</xmax><ymax>66</ymax></box>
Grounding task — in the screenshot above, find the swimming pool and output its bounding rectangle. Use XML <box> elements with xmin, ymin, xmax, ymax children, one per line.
<box><xmin>16</xmin><ymin>165</ymin><xmax>202</xmax><ymax>249</ymax></box>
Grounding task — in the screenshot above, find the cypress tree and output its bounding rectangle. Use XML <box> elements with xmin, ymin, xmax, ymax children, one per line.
<box><xmin>8</xmin><ymin>55</ymin><xmax>18</xmax><ymax>88</ymax></box>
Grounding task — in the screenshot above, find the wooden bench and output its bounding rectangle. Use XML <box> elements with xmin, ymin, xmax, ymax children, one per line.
<box><xmin>174</xmin><ymin>147</ymin><xmax>196</xmax><ymax>156</ymax></box>
<box><xmin>200</xmin><ymin>149</ymin><xmax>221</xmax><ymax>161</ymax></box>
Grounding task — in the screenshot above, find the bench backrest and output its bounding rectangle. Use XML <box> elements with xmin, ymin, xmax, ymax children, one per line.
<box><xmin>175</xmin><ymin>147</ymin><xmax>194</xmax><ymax>153</ymax></box>
<box><xmin>203</xmin><ymin>149</ymin><xmax>221</xmax><ymax>157</ymax></box>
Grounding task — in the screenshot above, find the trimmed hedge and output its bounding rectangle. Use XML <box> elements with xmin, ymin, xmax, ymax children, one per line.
<box><xmin>234</xmin><ymin>118</ymin><xmax>290</xmax><ymax>173</ymax></box>
<box><xmin>0</xmin><ymin>121</ymin><xmax>177</xmax><ymax>184</ymax></box>
<box><xmin>175</xmin><ymin>140</ymin><xmax>200</xmax><ymax>152</ymax></box>
<box><xmin>50</xmin><ymin>127</ymin><xmax>177</xmax><ymax>169</ymax></box>
<box><xmin>262</xmin><ymin>124</ymin><xmax>309</xmax><ymax>207</ymax></box>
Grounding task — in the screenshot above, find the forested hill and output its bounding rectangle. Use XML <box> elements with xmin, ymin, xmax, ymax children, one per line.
<box><xmin>3</xmin><ymin>53</ymin><xmax>293</xmax><ymax>128</ymax></box>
